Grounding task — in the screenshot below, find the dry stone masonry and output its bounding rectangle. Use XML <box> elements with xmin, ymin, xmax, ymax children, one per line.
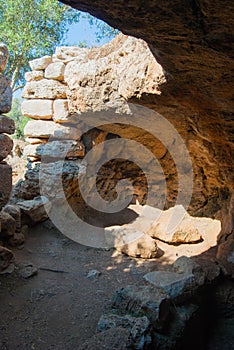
<box><xmin>0</xmin><ymin>43</ymin><xmax>16</xmax><ymax>271</ymax></box>
<box><xmin>0</xmin><ymin>44</ymin><xmax>36</xmax><ymax>272</ymax></box>
<box><xmin>16</xmin><ymin>34</ymin><xmax>224</xmax><ymax>264</ymax></box>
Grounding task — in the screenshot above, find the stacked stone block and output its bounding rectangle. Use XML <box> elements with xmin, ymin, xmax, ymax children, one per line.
<box><xmin>20</xmin><ymin>36</ymin><xmax>167</xmax><ymax>208</ymax></box>
<box><xmin>0</xmin><ymin>43</ymin><xmax>16</xmax><ymax>271</ymax></box>
<box><xmin>0</xmin><ymin>44</ymin><xmax>14</xmax><ymax>210</ymax></box>
<box><xmin>21</xmin><ymin>52</ymin><xmax>86</xmax><ymax>163</ymax></box>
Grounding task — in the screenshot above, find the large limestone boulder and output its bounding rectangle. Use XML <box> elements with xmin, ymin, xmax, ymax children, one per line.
<box><xmin>105</xmin><ymin>226</ymin><xmax>158</xmax><ymax>259</ymax></box>
<box><xmin>128</xmin><ymin>204</ymin><xmax>221</xmax><ymax>244</ymax></box>
<box><xmin>64</xmin><ymin>35</ymin><xmax>165</xmax><ymax>114</ymax></box>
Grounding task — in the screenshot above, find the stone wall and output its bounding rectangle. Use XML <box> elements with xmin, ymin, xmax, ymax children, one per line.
<box><xmin>0</xmin><ymin>43</ymin><xmax>16</xmax><ymax>271</ymax></box>
<box><xmin>57</xmin><ymin>0</ymin><xmax>233</xmax><ymax>277</ymax></box>
<box><xmin>21</xmin><ymin>34</ymin><xmax>233</xmax><ymax>225</ymax></box>
<box><xmin>19</xmin><ymin>35</ymin><xmax>169</xmax><ymax>212</ymax></box>
<box><xmin>18</xmin><ymin>33</ymin><xmax>233</xmax><ymax>272</ymax></box>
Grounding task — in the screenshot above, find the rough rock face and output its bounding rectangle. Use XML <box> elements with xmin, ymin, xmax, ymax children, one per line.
<box><xmin>0</xmin><ymin>44</ymin><xmax>14</xmax><ymax>209</ymax></box>
<box><xmin>0</xmin><ymin>43</ymin><xmax>17</xmax><ymax>272</ymax></box>
<box><xmin>58</xmin><ymin>0</ymin><xmax>233</xmax><ymax>267</ymax></box>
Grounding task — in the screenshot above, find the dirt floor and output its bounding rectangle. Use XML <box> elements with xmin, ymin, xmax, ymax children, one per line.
<box><xmin>0</xmin><ymin>222</ymin><xmax>166</xmax><ymax>350</ymax></box>
<box><xmin>0</xmin><ymin>221</ymin><xmax>233</xmax><ymax>350</ymax></box>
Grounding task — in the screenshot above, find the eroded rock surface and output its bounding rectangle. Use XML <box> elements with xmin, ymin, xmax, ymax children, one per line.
<box><xmin>58</xmin><ymin>0</ymin><xmax>233</xmax><ymax>268</ymax></box>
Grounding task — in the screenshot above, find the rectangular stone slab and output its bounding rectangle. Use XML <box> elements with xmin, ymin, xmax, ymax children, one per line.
<box><xmin>22</xmin><ymin>79</ymin><xmax>67</xmax><ymax>99</ymax></box>
<box><xmin>24</xmin><ymin>120</ymin><xmax>82</xmax><ymax>140</ymax></box>
<box><xmin>21</xmin><ymin>99</ymin><xmax>53</xmax><ymax>120</ymax></box>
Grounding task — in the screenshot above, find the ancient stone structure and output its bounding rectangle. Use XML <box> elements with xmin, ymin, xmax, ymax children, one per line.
<box><xmin>57</xmin><ymin>0</ymin><xmax>233</xmax><ymax>272</ymax></box>
<box><xmin>0</xmin><ymin>43</ymin><xmax>16</xmax><ymax>271</ymax></box>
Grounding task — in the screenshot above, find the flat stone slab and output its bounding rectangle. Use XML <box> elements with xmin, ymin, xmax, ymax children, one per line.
<box><xmin>24</xmin><ymin>120</ymin><xmax>82</xmax><ymax>140</ymax></box>
<box><xmin>29</xmin><ymin>55</ymin><xmax>52</xmax><ymax>71</ymax></box>
<box><xmin>21</xmin><ymin>99</ymin><xmax>53</xmax><ymax>119</ymax></box>
<box><xmin>22</xmin><ymin>79</ymin><xmax>67</xmax><ymax>99</ymax></box>
<box><xmin>23</xmin><ymin>140</ymin><xmax>85</xmax><ymax>160</ymax></box>
<box><xmin>25</xmin><ymin>70</ymin><xmax>44</xmax><ymax>82</ymax></box>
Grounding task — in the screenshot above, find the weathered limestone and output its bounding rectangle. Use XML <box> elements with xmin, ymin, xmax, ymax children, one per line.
<box><xmin>58</xmin><ymin>1</ymin><xmax>234</xmax><ymax>268</ymax></box>
<box><xmin>29</xmin><ymin>55</ymin><xmax>52</xmax><ymax>71</ymax></box>
<box><xmin>25</xmin><ymin>70</ymin><xmax>44</xmax><ymax>82</ymax></box>
<box><xmin>21</xmin><ymin>99</ymin><xmax>53</xmax><ymax>119</ymax></box>
<box><xmin>53</xmin><ymin>46</ymin><xmax>89</xmax><ymax>63</ymax></box>
<box><xmin>23</xmin><ymin>140</ymin><xmax>85</xmax><ymax>160</ymax></box>
<box><xmin>22</xmin><ymin>79</ymin><xmax>67</xmax><ymax>99</ymax></box>
<box><xmin>105</xmin><ymin>226</ymin><xmax>158</xmax><ymax>258</ymax></box>
<box><xmin>45</xmin><ymin>62</ymin><xmax>65</xmax><ymax>81</ymax></box>
<box><xmin>24</xmin><ymin>120</ymin><xmax>82</xmax><ymax>140</ymax></box>
<box><xmin>64</xmin><ymin>35</ymin><xmax>165</xmax><ymax>114</ymax></box>
<box><xmin>53</xmin><ymin>99</ymin><xmax>71</xmax><ymax>123</ymax></box>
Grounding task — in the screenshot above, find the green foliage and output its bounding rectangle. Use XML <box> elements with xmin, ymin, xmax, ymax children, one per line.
<box><xmin>0</xmin><ymin>0</ymin><xmax>80</xmax><ymax>91</ymax></box>
<box><xmin>85</xmin><ymin>14</ymin><xmax>119</xmax><ymax>43</ymax></box>
<box><xmin>6</xmin><ymin>98</ymin><xmax>28</xmax><ymax>139</ymax></box>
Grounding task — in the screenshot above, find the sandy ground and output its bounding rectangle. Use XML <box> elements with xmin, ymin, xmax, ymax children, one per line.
<box><xmin>0</xmin><ymin>218</ymin><xmax>230</xmax><ymax>349</ymax></box>
<box><xmin>0</xmin><ymin>223</ymin><xmax>168</xmax><ymax>350</ymax></box>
